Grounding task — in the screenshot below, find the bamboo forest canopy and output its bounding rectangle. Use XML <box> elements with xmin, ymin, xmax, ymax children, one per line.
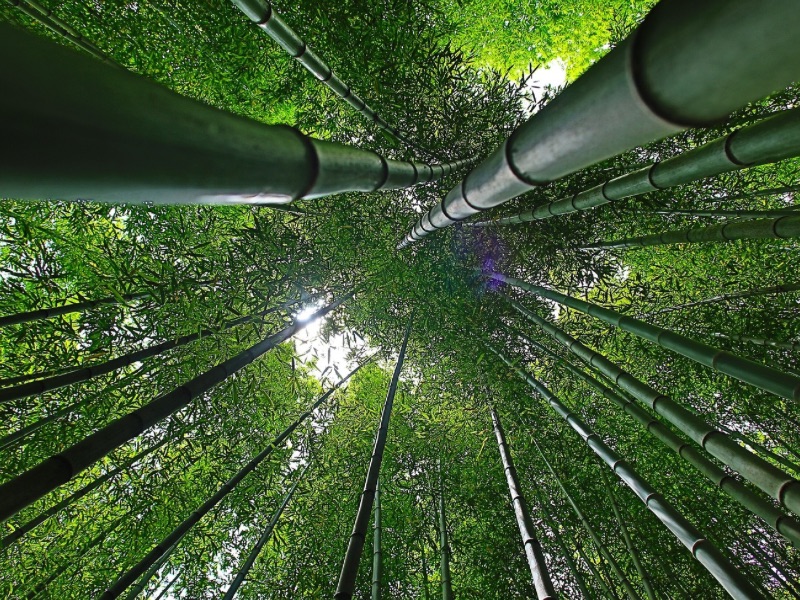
<box><xmin>2</xmin><ymin>0</ymin><xmax>800</xmax><ymax>599</ymax></box>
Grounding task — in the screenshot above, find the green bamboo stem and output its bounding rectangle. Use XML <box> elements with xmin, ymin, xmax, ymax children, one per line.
<box><xmin>509</xmin><ymin>320</ymin><xmax>800</xmax><ymax>548</ymax></box>
<box><xmin>642</xmin><ymin>282</ymin><xmax>800</xmax><ymax>317</ymax></box>
<box><xmin>599</xmin><ymin>468</ymin><xmax>657</xmax><ymax>600</ymax></box>
<box><xmin>400</xmin><ymin>0</ymin><xmax>800</xmax><ymax>246</ymax></box>
<box><xmin>4</xmin><ymin>0</ymin><xmax>115</xmax><ymax>65</ymax></box>
<box><xmin>222</xmin><ymin>464</ymin><xmax>309</xmax><ymax>600</ymax></box>
<box><xmin>649</xmin><ymin>207</ymin><xmax>800</xmax><ymax>219</ymax></box>
<box><xmin>539</xmin><ymin>501</ymin><xmax>593</xmax><ymax>599</ymax></box>
<box><xmin>1</xmin><ymin>433</ymin><xmax>173</xmax><ymax>549</ymax></box>
<box><xmin>334</xmin><ymin>317</ymin><xmax>412</xmax><ymax>599</ymax></box>
<box><xmin>718</xmin><ymin>425</ymin><xmax>800</xmax><ymax>477</ymax></box>
<box><xmin>0</xmin><ymin>364</ymin><xmax>82</xmax><ymax>388</ymax></box>
<box><xmin>493</xmin><ymin>348</ymin><xmax>765</xmax><ymax>600</ymax></box>
<box><xmin>231</xmin><ymin>1</ymin><xmax>432</xmax><ymax>155</ymax></box>
<box><xmin>0</xmin><ymin>25</ymin><xmax>472</xmax><ymax>204</ymax></box>
<box><xmin>698</xmin><ymin>185</ymin><xmax>800</xmax><ymax>204</ymax></box>
<box><xmin>490</xmin><ymin>407</ymin><xmax>556</xmax><ymax>599</ymax></box>
<box><xmin>577</xmin><ymin>543</ymin><xmax>620</xmax><ymax>600</ymax></box>
<box><xmin>505</xmin><ymin>300</ymin><xmax>800</xmax><ymax>538</ymax></box>
<box><xmin>438</xmin><ymin>461</ymin><xmax>454</xmax><ymax>600</ymax></box>
<box><xmin>152</xmin><ymin>571</ymin><xmax>181</xmax><ymax>600</ymax></box>
<box><xmin>532</xmin><ymin>441</ymin><xmax>641</xmax><ymax>600</ymax></box>
<box><xmin>712</xmin><ymin>332</ymin><xmax>800</xmax><ymax>353</ymax></box>
<box><xmin>102</xmin><ymin>362</ymin><xmax>364</xmax><ymax>599</ymax></box>
<box><xmin>0</xmin><ymin>296</ymin><xmax>301</xmax><ymax>404</ymax></box>
<box><xmin>0</xmin><ymin>291</ymin><xmax>147</xmax><ymax>328</ymax></box>
<box><xmin>372</xmin><ymin>479</ymin><xmax>383</xmax><ymax>600</ymax></box>
<box><xmin>585</xmin><ymin>215</ymin><xmax>800</xmax><ymax>250</ymax></box>
<box><xmin>467</xmin><ymin>106</ymin><xmax>800</xmax><ymax>230</ymax></box>
<box><xmin>740</xmin><ymin>539</ymin><xmax>800</xmax><ymax>599</ymax></box>
<box><xmin>497</xmin><ymin>273</ymin><xmax>800</xmax><ymax>407</ymax></box>
<box><xmin>123</xmin><ymin>540</ymin><xmax>179</xmax><ymax>600</ymax></box>
<box><xmin>0</xmin><ymin>292</ymin><xmax>352</xmax><ymax>524</ymax></box>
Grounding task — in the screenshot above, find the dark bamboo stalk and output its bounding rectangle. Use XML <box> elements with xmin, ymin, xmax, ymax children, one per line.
<box><xmin>231</xmin><ymin>1</ymin><xmax>437</xmax><ymax>157</ymax></box>
<box><xmin>334</xmin><ymin>317</ymin><xmax>412</xmax><ymax>599</ymax></box>
<box><xmin>123</xmin><ymin>540</ymin><xmax>179</xmax><ymax>600</ymax></box>
<box><xmin>0</xmin><ymin>296</ymin><xmax>300</xmax><ymax>404</ymax></box>
<box><xmin>539</xmin><ymin>501</ymin><xmax>592</xmax><ymax>599</ymax></box>
<box><xmin>152</xmin><ymin>571</ymin><xmax>180</xmax><ymax>600</ymax></box>
<box><xmin>649</xmin><ymin>207</ymin><xmax>800</xmax><ymax>218</ymax></box>
<box><xmin>102</xmin><ymin>361</ymin><xmax>364</xmax><ymax>599</ymax></box>
<box><xmin>490</xmin><ymin>407</ymin><xmax>556</xmax><ymax>599</ymax></box>
<box><xmin>0</xmin><ymin>292</ymin><xmax>352</xmax><ymax>523</ymax></box>
<box><xmin>222</xmin><ymin>464</ymin><xmax>309</xmax><ymax>600</ymax></box>
<box><xmin>438</xmin><ymin>461</ymin><xmax>454</xmax><ymax>600</ymax></box>
<box><xmin>712</xmin><ymin>332</ymin><xmax>800</xmax><ymax>353</ymax></box>
<box><xmin>0</xmin><ymin>25</ymin><xmax>471</xmax><ymax>204</ymax></box>
<box><xmin>493</xmin><ymin>347</ymin><xmax>764</xmax><ymax>599</ymax></box>
<box><xmin>0</xmin><ymin>291</ymin><xmax>147</xmax><ymax>328</ymax></box>
<box><xmin>585</xmin><ymin>215</ymin><xmax>800</xmax><ymax>250</ymax></box>
<box><xmin>641</xmin><ymin>282</ymin><xmax>800</xmax><ymax>317</ymax></box>
<box><xmin>371</xmin><ymin>479</ymin><xmax>383</xmax><ymax>600</ymax></box>
<box><xmin>400</xmin><ymin>0</ymin><xmax>800</xmax><ymax>246</ymax></box>
<box><xmin>576</xmin><ymin>542</ymin><xmax>619</xmax><ymax>600</ymax></box>
<box><xmin>506</xmin><ymin>302</ymin><xmax>800</xmax><ymax>541</ymax></box>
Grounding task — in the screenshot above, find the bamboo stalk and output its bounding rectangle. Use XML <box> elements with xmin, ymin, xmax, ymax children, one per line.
<box><xmin>400</xmin><ymin>0</ymin><xmax>800</xmax><ymax>246</ymax></box>
<box><xmin>0</xmin><ymin>25</ymin><xmax>473</xmax><ymax>204</ymax></box>
<box><xmin>123</xmin><ymin>540</ymin><xmax>180</xmax><ymax>600</ymax></box>
<box><xmin>712</xmin><ymin>332</ymin><xmax>800</xmax><ymax>353</ymax></box>
<box><xmin>0</xmin><ymin>291</ymin><xmax>147</xmax><ymax>328</ymax></box>
<box><xmin>490</xmin><ymin>407</ymin><xmax>556</xmax><ymax>599</ymax></box>
<box><xmin>334</xmin><ymin>317</ymin><xmax>412</xmax><ymax>599</ymax></box>
<box><xmin>0</xmin><ymin>296</ymin><xmax>301</xmax><ymax>404</ymax></box>
<box><xmin>492</xmin><ymin>346</ymin><xmax>766</xmax><ymax>600</ymax></box>
<box><xmin>506</xmin><ymin>300</ymin><xmax>800</xmax><ymax>539</ymax></box>
<box><xmin>438</xmin><ymin>461</ymin><xmax>454</xmax><ymax>600</ymax></box>
<box><xmin>372</xmin><ymin>479</ymin><xmax>382</xmax><ymax>600</ymax></box>
<box><xmin>0</xmin><ymin>292</ymin><xmax>352</xmax><ymax>523</ymax></box>
<box><xmin>539</xmin><ymin>501</ymin><xmax>593</xmax><ymax>599</ymax></box>
<box><xmin>231</xmin><ymin>0</ymin><xmax>432</xmax><ymax>156</ymax></box>
<box><xmin>648</xmin><ymin>208</ymin><xmax>800</xmax><ymax>219</ymax></box>
<box><xmin>641</xmin><ymin>282</ymin><xmax>800</xmax><ymax>318</ymax></box>
<box><xmin>577</xmin><ymin>542</ymin><xmax>619</xmax><ymax>600</ymax></box>
<box><xmin>102</xmin><ymin>362</ymin><xmax>364</xmax><ymax>599</ymax></box>
<box><xmin>222</xmin><ymin>464</ymin><xmax>309</xmax><ymax>600</ymax></box>
<box><xmin>585</xmin><ymin>215</ymin><xmax>800</xmax><ymax>250</ymax></box>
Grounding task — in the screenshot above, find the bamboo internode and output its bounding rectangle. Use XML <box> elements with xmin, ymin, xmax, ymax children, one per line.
<box><xmin>400</xmin><ymin>0</ymin><xmax>800</xmax><ymax>246</ymax></box>
<box><xmin>490</xmin><ymin>346</ymin><xmax>766</xmax><ymax>600</ymax></box>
<box><xmin>0</xmin><ymin>25</ymin><xmax>472</xmax><ymax>204</ymax></box>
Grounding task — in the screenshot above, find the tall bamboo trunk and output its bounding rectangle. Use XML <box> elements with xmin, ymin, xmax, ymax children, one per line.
<box><xmin>712</xmin><ymin>332</ymin><xmax>800</xmax><ymax>353</ymax></box>
<box><xmin>334</xmin><ymin>317</ymin><xmax>412</xmax><ymax>599</ymax></box>
<box><xmin>371</xmin><ymin>480</ymin><xmax>383</xmax><ymax>600</ymax></box>
<box><xmin>0</xmin><ymin>291</ymin><xmax>147</xmax><ymax>328</ymax></box>
<box><xmin>103</xmin><ymin>362</ymin><xmax>363</xmax><ymax>599</ymax></box>
<box><xmin>400</xmin><ymin>0</ymin><xmax>800</xmax><ymax>246</ymax></box>
<box><xmin>491</xmin><ymin>345</ymin><xmax>766</xmax><ymax>599</ymax></box>
<box><xmin>641</xmin><ymin>282</ymin><xmax>800</xmax><ymax>317</ymax></box>
<box><xmin>0</xmin><ymin>292</ymin><xmax>352</xmax><ymax>523</ymax></box>
<box><xmin>490</xmin><ymin>407</ymin><xmax>556</xmax><ymax>599</ymax></box>
<box><xmin>539</xmin><ymin>501</ymin><xmax>592</xmax><ymax>599</ymax></box>
<box><xmin>222</xmin><ymin>463</ymin><xmax>309</xmax><ymax>600</ymax></box>
<box><xmin>438</xmin><ymin>461</ymin><xmax>454</xmax><ymax>600</ymax></box>
<box><xmin>599</xmin><ymin>468</ymin><xmax>656</xmax><ymax>600</ymax></box>
<box><xmin>0</xmin><ymin>296</ymin><xmax>302</xmax><ymax>404</ymax></box>
<box><xmin>648</xmin><ymin>208</ymin><xmax>800</xmax><ymax>219</ymax></box>
<box><xmin>576</xmin><ymin>542</ymin><xmax>621</xmax><ymax>600</ymax></box>
<box><xmin>506</xmin><ymin>301</ymin><xmax>800</xmax><ymax>544</ymax></box>
<box><xmin>585</xmin><ymin>214</ymin><xmax>800</xmax><ymax>250</ymax></box>
<box><xmin>123</xmin><ymin>540</ymin><xmax>180</xmax><ymax>600</ymax></box>
<box><xmin>0</xmin><ymin>25</ymin><xmax>470</xmax><ymax>204</ymax></box>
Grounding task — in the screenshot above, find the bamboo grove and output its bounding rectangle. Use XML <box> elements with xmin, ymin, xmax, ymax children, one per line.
<box><xmin>1</xmin><ymin>0</ymin><xmax>800</xmax><ymax>598</ymax></box>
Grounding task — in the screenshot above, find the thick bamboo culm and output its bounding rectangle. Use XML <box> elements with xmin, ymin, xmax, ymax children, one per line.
<box><xmin>5</xmin><ymin>0</ymin><xmax>115</xmax><ymax>64</ymax></box>
<box><xmin>221</xmin><ymin>464</ymin><xmax>309</xmax><ymax>600</ymax></box>
<box><xmin>466</xmin><ymin>107</ymin><xmax>800</xmax><ymax>228</ymax></box>
<box><xmin>0</xmin><ymin>293</ymin><xmax>351</xmax><ymax>524</ymax></box>
<box><xmin>232</xmin><ymin>0</ymin><xmax>427</xmax><ymax>154</ymax></box>
<box><xmin>0</xmin><ymin>297</ymin><xmax>302</xmax><ymax>403</ymax></box>
<box><xmin>585</xmin><ymin>214</ymin><xmax>800</xmax><ymax>250</ymax></box>
<box><xmin>0</xmin><ymin>25</ymin><xmax>472</xmax><ymax>205</ymax></box>
<box><xmin>489</xmin><ymin>346</ymin><xmax>766</xmax><ymax>600</ymax></box>
<box><xmin>509</xmin><ymin>322</ymin><xmax>800</xmax><ymax>548</ymax></box>
<box><xmin>505</xmin><ymin>297</ymin><xmax>800</xmax><ymax>530</ymax></box>
<box><xmin>400</xmin><ymin>0</ymin><xmax>800</xmax><ymax>247</ymax></box>
<box><xmin>103</xmin><ymin>364</ymin><xmax>363</xmax><ymax>599</ymax></box>
<box><xmin>490</xmin><ymin>407</ymin><xmax>557</xmax><ymax>599</ymax></box>
<box><xmin>334</xmin><ymin>318</ymin><xmax>412</xmax><ymax>599</ymax></box>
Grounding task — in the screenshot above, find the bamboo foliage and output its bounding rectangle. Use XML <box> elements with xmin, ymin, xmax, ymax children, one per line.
<box><xmin>505</xmin><ymin>299</ymin><xmax>800</xmax><ymax>536</ymax></box>
<box><xmin>102</xmin><ymin>363</ymin><xmax>365</xmax><ymax>599</ymax></box>
<box><xmin>231</xmin><ymin>0</ymin><xmax>427</xmax><ymax>154</ymax></box>
<box><xmin>490</xmin><ymin>407</ymin><xmax>557</xmax><ymax>599</ymax></box>
<box><xmin>400</xmin><ymin>0</ymin><xmax>800</xmax><ymax>246</ymax></box>
<box><xmin>222</xmin><ymin>463</ymin><xmax>309</xmax><ymax>600</ymax></box>
<box><xmin>467</xmin><ymin>107</ymin><xmax>800</xmax><ymax>228</ymax></box>
<box><xmin>0</xmin><ymin>293</ymin><xmax>352</xmax><ymax>523</ymax></box>
<box><xmin>489</xmin><ymin>345</ymin><xmax>765</xmax><ymax>600</ymax></box>
<box><xmin>334</xmin><ymin>317</ymin><xmax>412</xmax><ymax>599</ymax></box>
<box><xmin>0</xmin><ymin>25</ymin><xmax>472</xmax><ymax>204</ymax></box>
<box><xmin>586</xmin><ymin>214</ymin><xmax>800</xmax><ymax>250</ymax></box>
